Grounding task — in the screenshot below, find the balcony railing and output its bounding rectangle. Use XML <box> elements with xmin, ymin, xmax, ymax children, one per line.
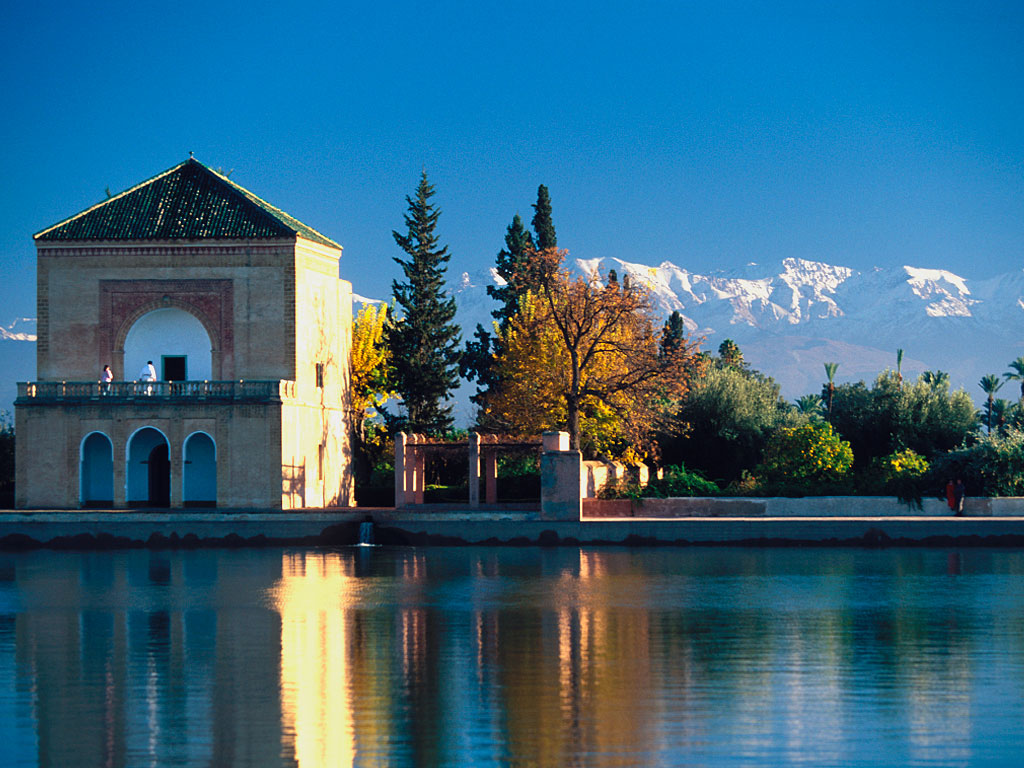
<box><xmin>16</xmin><ymin>380</ymin><xmax>297</xmax><ymax>403</ymax></box>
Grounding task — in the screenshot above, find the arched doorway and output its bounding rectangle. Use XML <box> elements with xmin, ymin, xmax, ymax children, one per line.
<box><xmin>124</xmin><ymin>307</ymin><xmax>213</xmax><ymax>381</ymax></box>
<box><xmin>80</xmin><ymin>432</ymin><xmax>114</xmax><ymax>507</ymax></box>
<box><xmin>183</xmin><ymin>432</ymin><xmax>217</xmax><ymax>507</ymax></box>
<box><xmin>127</xmin><ymin>427</ymin><xmax>171</xmax><ymax>507</ymax></box>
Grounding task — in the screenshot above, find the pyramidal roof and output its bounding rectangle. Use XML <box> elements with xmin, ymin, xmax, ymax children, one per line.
<box><xmin>34</xmin><ymin>158</ymin><xmax>340</xmax><ymax>249</ymax></box>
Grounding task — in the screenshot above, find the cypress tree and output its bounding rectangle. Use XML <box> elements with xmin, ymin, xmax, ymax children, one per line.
<box><xmin>487</xmin><ymin>213</ymin><xmax>535</xmax><ymax>328</ymax></box>
<box><xmin>386</xmin><ymin>171</ymin><xmax>461</xmax><ymax>434</ymax></box>
<box><xmin>532</xmin><ymin>184</ymin><xmax>557</xmax><ymax>250</ymax></box>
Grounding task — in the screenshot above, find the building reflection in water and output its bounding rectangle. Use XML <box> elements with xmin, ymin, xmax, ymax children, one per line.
<box><xmin>2</xmin><ymin>548</ymin><xmax>1023</xmax><ymax>766</ymax></box>
<box><xmin>273</xmin><ymin>552</ymin><xmax>357</xmax><ymax>767</ymax></box>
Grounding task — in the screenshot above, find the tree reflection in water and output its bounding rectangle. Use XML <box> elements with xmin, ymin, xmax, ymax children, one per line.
<box><xmin>2</xmin><ymin>547</ymin><xmax>1024</xmax><ymax>766</ymax></box>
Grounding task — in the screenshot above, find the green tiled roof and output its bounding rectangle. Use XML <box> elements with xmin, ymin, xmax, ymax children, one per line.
<box><xmin>34</xmin><ymin>158</ymin><xmax>340</xmax><ymax>249</ymax></box>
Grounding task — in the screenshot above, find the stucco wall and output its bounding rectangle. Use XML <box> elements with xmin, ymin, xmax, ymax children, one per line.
<box><xmin>35</xmin><ymin>241</ymin><xmax>296</xmax><ymax>381</ymax></box>
<box><xmin>16</xmin><ymin>400</ymin><xmax>283</xmax><ymax>509</ymax></box>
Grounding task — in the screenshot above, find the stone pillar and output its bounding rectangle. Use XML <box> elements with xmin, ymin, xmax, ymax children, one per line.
<box><xmin>484</xmin><ymin>449</ymin><xmax>498</xmax><ymax>505</ymax></box>
<box><xmin>468</xmin><ymin>432</ymin><xmax>480</xmax><ymax>507</ymax></box>
<box><xmin>394</xmin><ymin>432</ymin><xmax>407</xmax><ymax>507</ymax></box>
<box><xmin>414</xmin><ymin>437</ymin><xmax>425</xmax><ymax>504</ymax></box>
<box><xmin>405</xmin><ymin>434</ymin><xmax>419</xmax><ymax>506</ymax></box>
<box><xmin>540</xmin><ymin>430</ymin><xmax>582</xmax><ymax>521</ymax></box>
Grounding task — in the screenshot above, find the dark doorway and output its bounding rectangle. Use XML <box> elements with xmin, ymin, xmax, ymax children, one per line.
<box><xmin>162</xmin><ymin>355</ymin><xmax>187</xmax><ymax>381</ymax></box>
<box><xmin>147</xmin><ymin>444</ymin><xmax>170</xmax><ymax>507</ymax></box>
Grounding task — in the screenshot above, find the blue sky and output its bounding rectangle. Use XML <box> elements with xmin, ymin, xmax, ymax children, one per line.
<box><xmin>2</xmin><ymin>0</ymin><xmax>1023</xmax><ymax>320</ymax></box>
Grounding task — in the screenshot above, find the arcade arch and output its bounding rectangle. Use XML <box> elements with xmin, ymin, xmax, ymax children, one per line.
<box><xmin>126</xmin><ymin>427</ymin><xmax>170</xmax><ymax>507</ymax></box>
<box><xmin>80</xmin><ymin>432</ymin><xmax>113</xmax><ymax>507</ymax></box>
<box><xmin>183</xmin><ymin>432</ymin><xmax>217</xmax><ymax>507</ymax></box>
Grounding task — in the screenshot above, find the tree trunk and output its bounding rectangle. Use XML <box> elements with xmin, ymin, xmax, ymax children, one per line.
<box><xmin>567</xmin><ymin>394</ymin><xmax>581</xmax><ymax>451</ymax></box>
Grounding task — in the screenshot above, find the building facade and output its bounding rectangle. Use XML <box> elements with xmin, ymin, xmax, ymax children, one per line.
<box><xmin>15</xmin><ymin>159</ymin><xmax>353</xmax><ymax>509</ymax></box>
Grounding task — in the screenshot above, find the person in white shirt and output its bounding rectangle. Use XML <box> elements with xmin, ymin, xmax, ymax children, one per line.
<box><xmin>101</xmin><ymin>364</ymin><xmax>113</xmax><ymax>394</ymax></box>
<box><xmin>139</xmin><ymin>360</ymin><xmax>157</xmax><ymax>394</ymax></box>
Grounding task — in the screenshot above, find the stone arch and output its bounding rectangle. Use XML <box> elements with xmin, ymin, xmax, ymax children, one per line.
<box><xmin>121</xmin><ymin>305</ymin><xmax>215</xmax><ymax>382</ymax></box>
<box><xmin>183</xmin><ymin>431</ymin><xmax>217</xmax><ymax>507</ymax></box>
<box><xmin>126</xmin><ymin>426</ymin><xmax>171</xmax><ymax>507</ymax></box>
<box><xmin>100</xmin><ymin>280</ymin><xmax>234</xmax><ymax>380</ymax></box>
<box><xmin>80</xmin><ymin>431</ymin><xmax>114</xmax><ymax>507</ymax></box>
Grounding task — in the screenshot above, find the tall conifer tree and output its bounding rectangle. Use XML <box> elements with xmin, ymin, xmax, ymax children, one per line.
<box><xmin>532</xmin><ymin>184</ymin><xmax>557</xmax><ymax>250</ymax></box>
<box><xmin>386</xmin><ymin>172</ymin><xmax>461</xmax><ymax>434</ymax></box>
<box><xmin>487</xmin><ymin>213</ymin><xmax>535</xmax><ymax>327</ymax></box>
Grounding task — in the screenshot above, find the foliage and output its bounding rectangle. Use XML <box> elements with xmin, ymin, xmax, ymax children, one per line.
<box><xmin>661</xmin><ymin>363</ymin><xmax>798</xmax><ymax>483</ymax></box>
<box><xmin>531</xmin><ymin>184</ymin><xmax>557</xmax><ymax>251</ymax></box>
<box><xmin>1006</xmin><ymin>356</ymin><xmax>1024</xmax><ymax>404</ymax></box>
<box><xmin>466</xmin><ymin>187</ymin><xmax>558</xmax><ymax>408</ymax></box>
<box><xmin>717</xmin><ymin>339</ymin><xmax>745</xmax><ymax>369</ymax></box>
<box><xmin>929</xmin><ymin>428</ymin><xmax>1024</xmax><ymax>497</ymax></box>
<box><xmin>481</xmin><ymin>248</ymin><xmax>699</xmax><ymax>458</ymax></box>
<box><xmin>385</xmin><ymin>172</ymin><xmax>462</xmax><ymax>435</ymax></box>
<box><xmin>823</xmin><ymin>361</ymin><xmax>839</xmax><ymax>418</ymax></box>
<box><xmin>827</xmin><ymin>371</ymin><xmax>977</xmax><ymax>466</ymax></box>
<box><xmin>488</xmin><ymin>213</ymin><xmax>536</xmax><ymax>327</ymax></box>
<box><xmin>877</xmin><ymin>448</ymin><xmax>930</xmax><ymax>482</ymax></box>
<box><xmin>794</xmin><ymin>394</ymin><xmax>824</xmax><ymax>419</ymax></box>
<box><xmin>350</xmin><ymin>302</ymin><xmax>393</xmax><ymax>426</ymax></box>
<box><xmin>759</xmin><ymin>421</ymin><xmax>854</xmax><ymax>483</ymax></box>
<box><xmin>873</xmin><ymin>448</ymin><xmax>930</xmax><ymax>506</ymax></box>
<box><xmin>662</xmin><ymin>311</ymin><xmax>687</xmax><ymax>353</ymax></box>
<box><xmin>980</xmin><ymin>373</ymin><xmax>1005</xmax><ymax>434</ymax></box>
<box><xmin>0</xmin><ymin>414</ymin><xmax>12</xmax><ymax>508</ymax></box>
<box><xmin>600</xmin><ymin>463</ymin><xmax>720</xmax><ymax>499</ymax></box>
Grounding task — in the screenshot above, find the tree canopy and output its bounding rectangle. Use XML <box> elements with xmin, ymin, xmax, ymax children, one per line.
<box><xmin>480</xmin><ymin>247</ymin><xmax>699</xmax><ymax>458</ymax></box>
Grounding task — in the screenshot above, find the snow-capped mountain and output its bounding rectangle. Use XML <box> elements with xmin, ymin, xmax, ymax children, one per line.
<box><xmin>445</xmin><ymin>257</ymin><xmax>1024</xmax><ymax>405</ymax></box>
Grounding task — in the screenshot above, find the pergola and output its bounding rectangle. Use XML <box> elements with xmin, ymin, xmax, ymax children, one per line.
<box><xmin>393</xmin><ymin>432</ymin><xmax>542</xmax><ymax>507</ymax></box>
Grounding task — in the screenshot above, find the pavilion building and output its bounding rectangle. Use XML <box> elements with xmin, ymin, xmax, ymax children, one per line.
<box><xmin>15</xmin><ymin>158</ymin><xmax>353</xmax><ymax>509</ymax></box>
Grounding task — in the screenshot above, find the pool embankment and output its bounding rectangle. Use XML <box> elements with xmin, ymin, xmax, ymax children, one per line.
<box><xmin>3</xmin><ymin>501</ymin><xmax>1024</xmax><ymax>548</ymax></box>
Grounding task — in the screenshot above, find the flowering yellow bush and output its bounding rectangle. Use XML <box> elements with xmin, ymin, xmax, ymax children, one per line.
<box><xmin>879</xmin><ymin>449</ymin><xmax>929</xmax><ymax>482</ymax></box>
<box><xmin>760</xmin><ymin>421</ymin><xmax>854</xmax><ymax>481</ymax></box>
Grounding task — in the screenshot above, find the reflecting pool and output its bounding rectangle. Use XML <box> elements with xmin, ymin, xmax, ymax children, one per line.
<box><xmin>2</xmin><ymin>546</ymin><xmax>1024</xmax><ymax>767</ymax></box>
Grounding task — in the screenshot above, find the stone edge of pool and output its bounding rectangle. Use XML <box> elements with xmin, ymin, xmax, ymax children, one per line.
<box><xmin>4</xmin><ymin>504</ymin><xmax>1024</xmax><ymax>548</ymax></box>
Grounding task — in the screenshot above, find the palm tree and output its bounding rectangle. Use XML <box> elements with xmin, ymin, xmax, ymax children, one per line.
<box><xmin>921</xmin><ymin>370</ymin><xmax>949</xmax><ymax>389</ymax></box>
<box><xmin>980</xmin><ymin>374</ymin><xmax>1005</xmax><ymax>434</ymax></box>
<box><xmin>990</xmin><ymin>399</ymin><xmax>1010</xmax><ymax>435</ymax></box>
<box><xmin>1005</xmin><ymin>357</ymin><xmax>1024</xmax><ymax>406</ymax></box>
<box><xmin>823</xmin><ymin>362</ymin><xmax>839</xmax><ymax>421</ymax></box>
<box><xmin>795</xmin><ymin>394</ymin><xmax>824</xmax><ymax>418</ymax></box>
<box><xmin>896</xmin><ymin>349</ymin><xmax>904</xmax><ymax>390</ymax></box>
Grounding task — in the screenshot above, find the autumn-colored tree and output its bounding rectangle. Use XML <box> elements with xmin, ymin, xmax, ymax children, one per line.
<box><xmin>350</xmin><ymin>302</ymin><xmax>394</xmax><ymax>434</ymax></box>
<box><xmin>482</xmin><ymin>247</ymin><xmax>699</xmax><ymax>458</ymax></box>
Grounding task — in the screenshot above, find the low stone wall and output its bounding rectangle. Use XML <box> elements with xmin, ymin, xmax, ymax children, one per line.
<box><xmin>583</xmin><ymin>496</ymin><xmax>1024</xmax><ymax>518</ymax></box>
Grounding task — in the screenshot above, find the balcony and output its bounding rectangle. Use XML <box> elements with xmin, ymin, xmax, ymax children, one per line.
<box><xmin>16</xmin><ymin>380</ymin><xmax>297</xmax><ymax>404</ymax></box>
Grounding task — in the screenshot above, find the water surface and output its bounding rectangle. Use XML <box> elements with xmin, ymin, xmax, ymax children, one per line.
<box><xmin>1</xmin><ymin>546</ymin><xmax>1023</xmax><ymax>767</ymax></box>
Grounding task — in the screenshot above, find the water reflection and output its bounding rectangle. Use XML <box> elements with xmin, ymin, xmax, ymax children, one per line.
<box><xmin>1</xmin><ymin>548</ymin><xmax>1024</xmax><ymax>766</ymax></box>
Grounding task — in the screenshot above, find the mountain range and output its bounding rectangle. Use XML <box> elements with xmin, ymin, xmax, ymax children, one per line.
<box><xmin>447</xmin><ymin>257</ymin><xmax>1024</xmax><ymax>407</ymax></box>
<box><xmin>3</xmin><ymin>258</ymin><xmax>1022</xmax><ymax>419</ymax></box>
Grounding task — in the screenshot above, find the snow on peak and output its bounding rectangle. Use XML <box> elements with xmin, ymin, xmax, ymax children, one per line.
<box><xmin>902</xmin><ymin>266</ymin><xmax>975</xmax><ymax>317</ymax></box>
<box><xmin>1</xmin><ymin>317</ymin><xmax>36</xmax><ymax>342</ymax></box>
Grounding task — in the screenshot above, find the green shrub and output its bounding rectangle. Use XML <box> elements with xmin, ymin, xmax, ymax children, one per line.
<box><xmin>759</xmin><ymin>421</ymin><xmax>854</xmax><ymax>482</ymax></box>
<box><xmin>929</xmin><ymin>428</ymin><xmax>1024</xmax><ymax>497</ymax></box>
<box><xmin>600</xmin><ymin>464</ymin><xmax>719</xmax><ymax>499</ymax></box>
